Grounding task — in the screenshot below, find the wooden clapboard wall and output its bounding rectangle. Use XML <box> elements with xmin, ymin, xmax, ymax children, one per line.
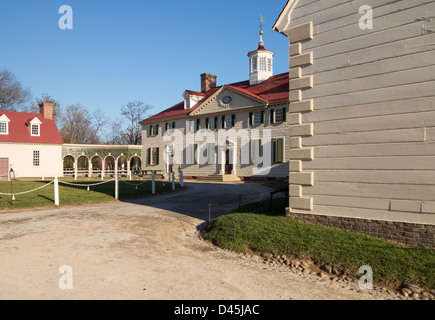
<box><xmin>275</xmin><ymin>0</ymin><xmax>435</xmax><ymax>225</ymax></box>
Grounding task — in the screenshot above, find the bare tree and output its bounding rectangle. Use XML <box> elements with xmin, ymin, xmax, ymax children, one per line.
<box><xmin>27</xmin><ymin>93</ymin><xmax>62</xmax><ymax>121</ymax></box>
<box><xmin>59</xmin><ymin>104</ymin><xmax>105</xmax><ymax>144</ymax></box>
<box><xmin>0</xmin><ymin>69</ymin><xmax>32</xmax><ymax>111</ymax></box>
<box><xmin>119</xmin><ymin>100</ymin><xmax>152</xmax><ymax>145</ymax></box>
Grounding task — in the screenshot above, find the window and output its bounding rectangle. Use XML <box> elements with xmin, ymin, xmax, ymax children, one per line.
<box><xmin>273</xmin><ymin>138</ymin><xmax>284</xmax><ymax>163</ymax></box>
<box><xmin>31</xmin><ymin>124</ymin><xmax>40</xmax><ymax>136</ymax></box>
<box><xmin>223</xmin><ymin>115</ymin><xmax>235</xmax><ymax>129</ymax></box>
<box><xmin>0</xmin><ymin>122</ymin><xmax>7</xmax><ymax>134</ymax></box>
<box><xmin>259</xmin><ymin>57</ymin><xmax>266</xmax><ymax>71</ymax></box>
<box><xmin>206</xmin><ymin>117</ymin><xmax>217</xmax><ymax>130</ymax></box>
<box><xmin>267</xmin><ymin>58</ymin><xmax>272</xmax><ymax>72</ymax></box>
<box><xmin>254</xmin><ymin>112</ymin><xmax>262</xmax><ymax>125</ymax></box>
<box><xmin>251</xmin><ymin>139</ymin><xmax>262</xmax><ymax>165</ymax></box>
<box><xmin>275</xmin><ymin>109</ymin><xmax>283</xmax><ymax>123</ymax></box>
<box><xmin>33</xmin><ymin>150</ymin><xmax>40</xmax><ymax>167</ymax></box>
<box><xmin>147</xmin><ymin>147</ymin><xmax>159</xmax><ymax>165</ymax></box>
<box><xmin>150</xmin><ymin>124</ymin><xmax>159</xmax><ymax>136</ymax></box>
<box><xmin>250</xmin><ymin>111</ymin><xmax>265</xmax><ymax>126</ymax></box>
<box><xmin>165</xmin><ymin>122</ymin><xmax>176</xmax><ymax>132</ymax></box>
<box><xmin>251</xmin><ymin>58</ymin><xmax>258</xmax><ymax>72</ymax></box>
<box><xmin>270</xmin><ymin>108</ymin><xmax>287</xmax><ymax>124</ymax></box>
<box><xmin>195</xmin><ymin>119</ymin><xmax>201</xmax><ymax>132</ymax></box>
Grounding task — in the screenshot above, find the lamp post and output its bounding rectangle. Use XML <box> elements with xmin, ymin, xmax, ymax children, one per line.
<box><xmin>9</xmin><ymin>167</ymin><xmax>15</xmax><ymax>201</ymax></box>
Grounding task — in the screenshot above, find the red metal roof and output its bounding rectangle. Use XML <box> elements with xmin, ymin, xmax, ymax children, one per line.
<box><xmin>141</xmin><ymin>72</ymin><xmax>289</xmax><ymax>124</ymax></box>
<box><xmin>0</xmin><ymin>110</ymin><xmax>63</xmax><ymax>145</ymax></box>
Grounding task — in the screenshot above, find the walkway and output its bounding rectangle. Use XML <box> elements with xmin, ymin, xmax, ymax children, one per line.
<box><xmin>0</xmin><ymin>182</ymin><xmax>397</xmax><ymax>300</ymax></box>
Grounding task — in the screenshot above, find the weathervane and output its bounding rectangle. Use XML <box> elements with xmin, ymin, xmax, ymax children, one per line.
<box><xmin>259</xmin><ymin>15</ymin><xmax>265</xmax><ymax>35</ymax></box>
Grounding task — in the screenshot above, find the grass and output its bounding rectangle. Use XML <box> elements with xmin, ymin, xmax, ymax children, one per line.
<box><xmin>0</xmin><ymin>178</ymin><xmax>182</xmax><ymax>210</ymax></box>
<box><xmin>203</xmin><ymin>198</ymin><xmax>435</xmax><ymax>290</ymax></box>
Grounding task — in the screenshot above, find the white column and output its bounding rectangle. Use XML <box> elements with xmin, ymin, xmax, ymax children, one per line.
<box><xmin>115</xmin><ymin>173</ymin><xmax>119</xmax><ymax>200</ymax></box>
<box><xmin>74</xmin><ymin>159</ymin><xmax>78</xmax><ymax>180</ymax></box>
<box><xmin>101</xmin><ymin>159</ymin><xmax>105</xmax><ymax>181</ymax></box>
<box><xmin>54</xmin><ymin>175</ymin><xmax>59</xmax><ymax>206</ymax></box>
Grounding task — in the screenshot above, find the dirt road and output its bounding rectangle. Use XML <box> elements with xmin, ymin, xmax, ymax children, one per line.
<box><xmin>0</xmin><ymin>181</ymin><xmax>399</xmax><ymax>300</ymax></box>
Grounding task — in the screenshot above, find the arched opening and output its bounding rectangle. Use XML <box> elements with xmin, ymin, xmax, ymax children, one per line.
<box><xmin>77</xmin><ymin>155</ymin><xmax>89</xmax><ymax>177</ymax></box>
<box><xmin>117</xmin><ymin>155</ymin><xmax>128</xmax><ymax>176</ymax></box>
<box><xmin>130</xmin><ymin>156</ymin><xmax>142</xmax><ymax>175</ymax></box>
<box><xmin>90</xmin><ymin>155</ymin><xmax>103</xmax><ymax>177</ymax></box>
<box><xmin>104</xmin><ymin>156</ymin><xmax>115</xmax><ymax>176</ymax></box>
<box><xmin>63</xmin><ymin>155</ymin><xmax>75</xmax><ymax>176</ymax></box>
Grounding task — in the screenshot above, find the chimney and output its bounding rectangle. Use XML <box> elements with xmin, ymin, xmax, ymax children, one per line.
<box><xmin>201</xmin><ymin>73</ymin><xmax>217</xmax><ymax>93</ymax></box>
<box><xmin>39</xmin><ymin>103</ymin><xmax>53</xmax><ymax>120</ymax></box>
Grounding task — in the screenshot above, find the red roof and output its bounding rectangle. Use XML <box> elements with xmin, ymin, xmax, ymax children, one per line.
<box><xmin>0</xmin><ymin>110</ymin><xmax>63</xmax><ymax>145</ymax></box>
<box><xmin>141</xmin><ymin>72</ymin><xmax>289</xmax><ymax>124</ymax></box>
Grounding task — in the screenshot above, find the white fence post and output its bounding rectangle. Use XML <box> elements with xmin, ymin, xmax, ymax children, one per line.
<box><xmin>179</xmin><ymin>170</ymin><xmax>183</xmax><ymax>187</ymax></box>
<box><xmin>115</xmin><ymin>173</ymin><xmax>119</xmax><ymax>200</ymax></box>
<box><xmin>54</xmin><ymin>175</ymin><xmax>59</xmax><ymax>206</ymax></box>
<box><xmin>172</xmin><ymin>171</ymin><xmax>175</xmax><ymax>191</ymax></box>
<box><xmin>152</xmin><ymin>171</ymin><xmax>155</xmax><ymax>195</ymax></box>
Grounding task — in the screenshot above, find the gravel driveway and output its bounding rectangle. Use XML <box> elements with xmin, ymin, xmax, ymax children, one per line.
<box><xmin>0</xmin><ymin>181</ymin><xmax>399</xmax><ymax>300</ymax></box>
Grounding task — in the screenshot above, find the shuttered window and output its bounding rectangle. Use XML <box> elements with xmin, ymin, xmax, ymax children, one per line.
<box><xmin>251</xmin><ymin>139</ymin><xmax>262</xmax><ymax>164</ymax></box>
<box><xmin>147</xmin><ymin>147</ymin><xmax>159</xmax><ymax>165</ymax></box>
<box><xmin>273</xmin><ymin>138</ymin><xmax>284</xmax><ymax>163</ymax></box>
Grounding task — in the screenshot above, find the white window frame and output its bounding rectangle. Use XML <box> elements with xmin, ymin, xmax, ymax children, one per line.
<box><xmin>0</xmin><ymin>122</ymin><xmax>8</xmax><ymax>135</ymax></box>
<box><xmin>254</xmin><ymin>111</ymin><xmax>262</xmax><ymax>125</ymax></box>
<box><xmin>251</xmin><ymin>57</ymin><xmax>258</xmax><ymax>72</ymax></box>
<box><xmin>267</xmin><ymin>58</ymin><xmax>272</xmax><ymax>72</ymax></box>
<box><xmin>274</xmin><ymin>108</ymin><xmax>283</xmax><ymax>123</ymax></box>
<box><xmin>31</xmin><ymin>124</ymin><xmax>40</xmax><ymax>136</ymax></box>
<box><xmin>259</xmin><ymin>57</ymin><xmax>266</xmax><ymax>71</ymax></box>
<box><xmin>33</xmin><ymin>150</ymin><xmax>40</xmax><ymax>167</ymax></box>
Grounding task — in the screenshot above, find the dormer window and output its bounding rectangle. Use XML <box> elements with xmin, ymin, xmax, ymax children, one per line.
<box><xmin>27</xmin><ymin>117</ymin><xmax>42</xmax><ymax>137</ymax></box>
<box><xmin>183</xmin><ymin>91</ymin><xmax>204</xmax><ymax>110</ymax></box>
<box><xmin>0</xmin><ymin>114</ymin><xmax>10</xmax><ymax>135</ymax></box>
<box><xmin>31</xmin><ymin>124</ymin><xmax>40</xmax><ymax>136</ymax></box>
<box><xmin>0</xmin><ymin>122</ymin><xmax>8</xmax><ymax>135</ymax></box>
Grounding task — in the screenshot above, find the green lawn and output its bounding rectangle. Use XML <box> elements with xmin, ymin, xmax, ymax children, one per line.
<box><xmin>203</xmin><ymin>198</ymin><xmax>435</xmax><ymax>290</ymax></box>
<box><xmin>0</xmin><ymin>178</ymin><xmax>181</xmax><ymax>210</ymax></box>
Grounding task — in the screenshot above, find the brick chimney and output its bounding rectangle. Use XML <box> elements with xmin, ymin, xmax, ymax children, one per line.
<box><xmin>39</xmin><ymin>103</ymin><xmax>54</xmax><ymax>120</ymax></box>
<box><xmin>201</xmin><ymin>73</ymin><xmax>217</xmax><ymax>93</ymax></box>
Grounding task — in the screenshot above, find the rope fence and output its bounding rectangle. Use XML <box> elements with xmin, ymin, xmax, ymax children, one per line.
<box><xmin>1</xmin><ymin>170</ymin><xmax>184</xmax><ymax>206</ymax></box>
<box><xmin>0</xmin><ymin>180</ymin><xmax>54</xmax><ymax>196</ymax></box>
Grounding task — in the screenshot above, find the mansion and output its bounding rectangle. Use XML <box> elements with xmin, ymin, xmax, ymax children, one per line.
<box><xmin>140</xmin><ymin>34</ymin><xmax>290</xmax><ymax>181</ymax></box>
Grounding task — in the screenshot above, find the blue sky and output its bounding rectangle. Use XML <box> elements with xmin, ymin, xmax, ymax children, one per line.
<box><xmin>0</xmin><ymin>0</ymin><xmax>289</xmax><ymax>120</ymax></box>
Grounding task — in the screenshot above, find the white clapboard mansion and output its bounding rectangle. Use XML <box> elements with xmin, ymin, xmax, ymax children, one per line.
<box><xmin>273</xmin><ymin>0</ymin><xmax>435</xmax><ymax>246</ymax></box>
<box><xmin>0</xmin><ymin>103</ymin><xmax>64</xmax><ymax>179</ymax></box>
<box><xmin>140</xmin><ymin>33</ymin><xmax>290</xmax><ymax>181</ymax></box>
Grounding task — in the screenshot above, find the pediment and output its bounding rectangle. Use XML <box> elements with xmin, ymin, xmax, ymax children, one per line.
<box><xmin>0</xmin><ymin>114</ymin><xmax>10</xmax><ymax>122</ymax></box>
<box><xmin>27</xmin><ymin>117</ymin><xmax>42</xmax><ymax>125</ymax></box>
<box><xmin>190</xmin><ymin>86</ymin><xmax>267</xmax><ymax>117</ymax></box>
<box><xmin>273</xmin><ymin>0</ymin><xmax>300</xmax><ymax>34</ymax></box>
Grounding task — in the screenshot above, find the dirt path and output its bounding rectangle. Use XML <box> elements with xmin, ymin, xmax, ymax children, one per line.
<box><xmin>0</xmin><ymin>182</ymin><xmax>400</xmax><ymax>300</ymax></box>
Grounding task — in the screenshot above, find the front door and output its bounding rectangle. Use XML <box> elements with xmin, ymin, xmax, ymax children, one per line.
<box><xmin>0</xmin><ymin>158</ymin><xmax>9</xmax><ymax>178</ymax></box>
